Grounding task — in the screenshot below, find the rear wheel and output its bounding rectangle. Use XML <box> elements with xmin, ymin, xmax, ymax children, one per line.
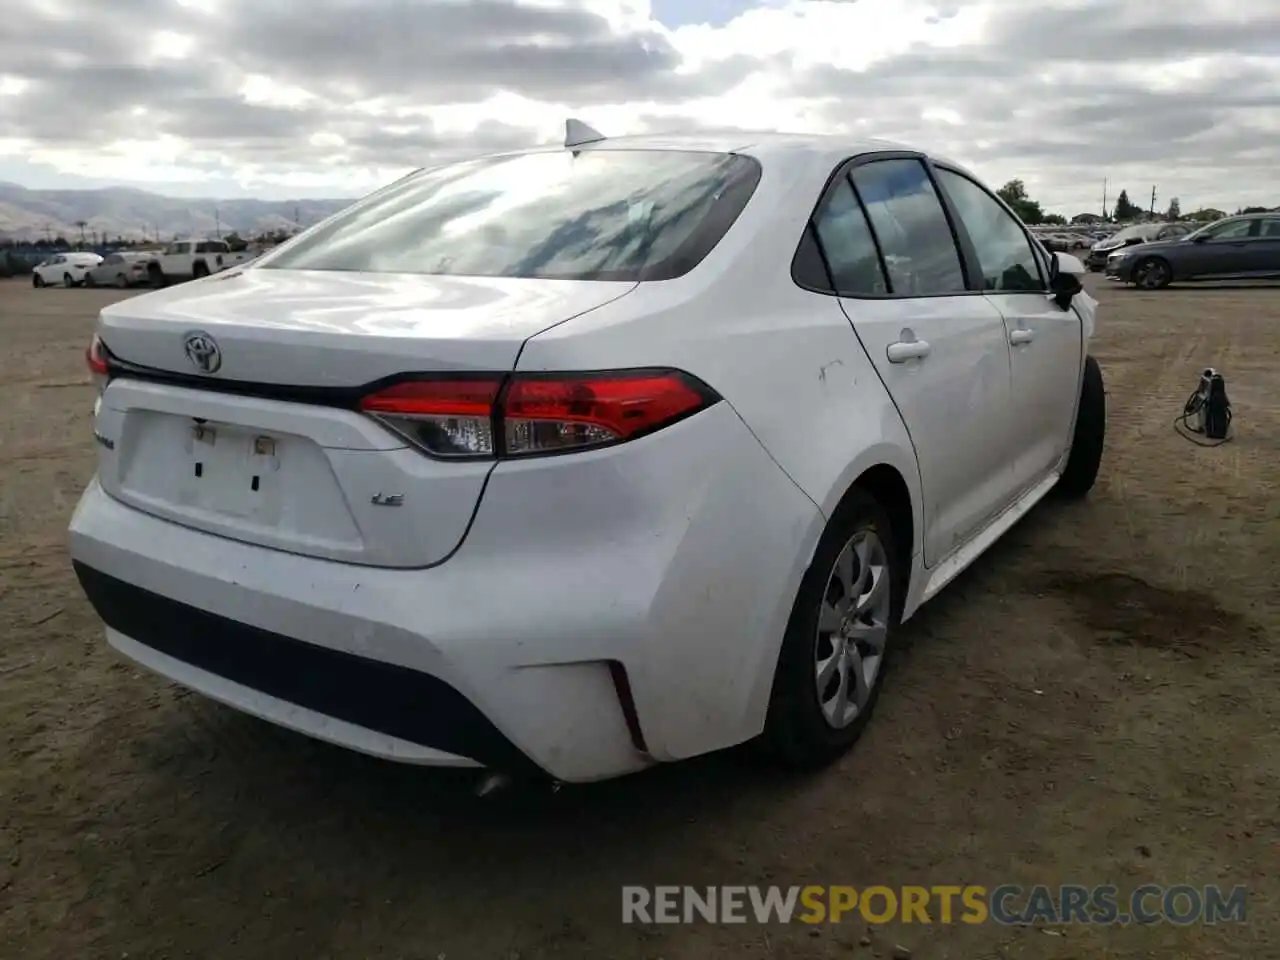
<box><xmin>192</xmin><ymin>261</ymin><xmax>210</xmax><ymax>279</ymax></box>
<box><xmin>761</xmin><ymin>488</ymin><xmax>900</xmax><ymax>769</ymax></box>
<box><xmin>115</xmin><ymin>272</ymin><xmax>130</xmax><ymax>289</ymax></box>
<box><xmin>148</xmin><ymin>263</ymin><xmax>166</xmax><ymax>288</ymax></box>
<box><xmin>84</xmin><ymin>273</ymin><xmax>96</xmax><ymax>288</ymax></box>
<box><xmin>1056</xmin><ymin>355</ymin><xmax>1106</xmax><ymax>498</ymax></box>
<box><xmin>63</xmin><ymin>272</ymin><xmax>75</xmax><ymax>288</ymax></box>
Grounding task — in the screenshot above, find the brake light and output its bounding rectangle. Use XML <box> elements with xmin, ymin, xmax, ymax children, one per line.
<box><xmin>86</xmin><ymin>334</ymin><xmax>109</xmax><ymax>376</ymax></box>
<box><xmin>357</xmin><ymin>370</ymin><xmax>718</xmax><ymax>459</ymax></box>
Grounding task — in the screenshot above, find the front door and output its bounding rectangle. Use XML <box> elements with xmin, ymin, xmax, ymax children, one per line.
<box><xmin>813</xmin><ymin>156</ymin><xmax>1019</xmax><ymax>564</ymax></box>
<box><xmin>931</xmin><ymin>166</ymin><xmax>1083</xmax><ymax>493</ymax></box>
<box><xmin>1183</xmin><ymin>217</ymin><xmax>1256</xmax><ymax>279</ymax></box>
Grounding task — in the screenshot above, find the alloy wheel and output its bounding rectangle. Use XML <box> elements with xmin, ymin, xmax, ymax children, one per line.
<box><xmin>814</xmin><ymin>529</ymin><xmax>892</xmax><ymax>729</ymax></box>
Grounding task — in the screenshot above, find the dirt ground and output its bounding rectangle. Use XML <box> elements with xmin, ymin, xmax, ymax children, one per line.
<box><xmin>1</xmin><ymin>274</ymin><xmax>1278</xmax><ymax>960</ymax></box>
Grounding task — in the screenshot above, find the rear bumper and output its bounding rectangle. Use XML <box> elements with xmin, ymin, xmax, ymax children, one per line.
<box><xmin>69</xmin><ymin>402</ymin><xmax>823</xmax><ymax>782</ymax></box>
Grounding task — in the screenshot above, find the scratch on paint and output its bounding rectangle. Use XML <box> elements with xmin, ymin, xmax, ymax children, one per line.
<box><xmin>818</xmin><ymin>359</ymin><xmax>845</xmax><ymax>382</ymax></box>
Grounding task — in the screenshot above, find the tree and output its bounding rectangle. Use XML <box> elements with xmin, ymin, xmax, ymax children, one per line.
<box><xmin>1165</xmin><ymin>198</ymin><xmax>1181</xmax><ymax>221</ymax></box>
<box><xmin>1113</xmin><ymin>190</ymin><xmax>1140</xmax><ymax>221</ymax></box>
<box><xmin>1188</xmin><ymin>207</ymin><xmax>1225</xmax><ymax>222</ymax></box>
<box><xmin>223</xmin><ymin>232</ymin><xmax>248</xmax><ymax>252</ymax></box>
<box><xmin>1072</xmin><ymin>212</ymin><xmax>1102</xmax><ymax>224</ymax></box>
<box><xmin>1240</xmin><ymin>205</ymin><xmax>1268</xmax><ymax>214</ymax></box>
<box><xmin>996</xmin><ymin>179</ymin><xmax>1045</xmax><ymax>224</ymax></box>
<box><xmin>1042</xmin><ymin>213</ymin><xmax>1067</xmax><ymax>225</ymax></box>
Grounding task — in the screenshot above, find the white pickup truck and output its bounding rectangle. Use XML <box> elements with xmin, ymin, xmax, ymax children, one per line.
<box><xmin>145</xmin><ymin>240</ymin><xmax>254</xmax><ymax>286</ymax></box>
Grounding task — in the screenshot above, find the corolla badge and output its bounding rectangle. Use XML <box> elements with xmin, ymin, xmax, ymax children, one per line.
<box><xmin>183</xmin><ymin>331</ymin><xmax>222</xmax><ymax>374</ymax></box>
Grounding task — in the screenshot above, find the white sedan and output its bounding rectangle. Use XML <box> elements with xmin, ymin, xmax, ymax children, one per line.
<box><xmin>70</xmin><ymin>126</ymin><xmax>1105</xmax><ymax>785</ymax></box>
<box><xmin>33</xmin><ymin>251</ymin><xmax>103</xmax><ymax>287</ymax></box>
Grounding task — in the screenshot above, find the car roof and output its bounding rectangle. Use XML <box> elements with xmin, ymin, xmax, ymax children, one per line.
<box><xmin>474</xmin><ymin>130</ymin><xmax>976</xmax><ymax>192</ymax></box>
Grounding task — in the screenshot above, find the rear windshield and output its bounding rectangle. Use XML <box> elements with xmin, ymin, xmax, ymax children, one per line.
<box><xmin>259</xmin><ymin>149</ymin><xmax>762</xmax><ymax>282</ymax></box>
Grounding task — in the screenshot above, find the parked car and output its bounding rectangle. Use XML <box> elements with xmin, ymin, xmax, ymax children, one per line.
<box><xmin>145</xmin><ymin>239</ymin><xmax>254</xmax><ymax>286</ymax></box>
<box><xmin>71</xmin><ymin>128</ymin><xmax>1105</xmax><ymax>784</ymax></box>
<box><xmin>32</xmin><ymin>251</ymin><xmax>102</xmax><ymax>287</ymax></box>
<box><xmin>1085</xmin><ymin>221</ymin><xmax>1193</xmax><ymax>271</ymax></box>
<box><xmin>1104</xmin><ymin>212</ymin><xmax>1280</xmax><ymax>289</ymax></box>
<box><xmin>84</xmin><ymin>252</ymin><xmax>154</xmax><ymax>288</ymax></box>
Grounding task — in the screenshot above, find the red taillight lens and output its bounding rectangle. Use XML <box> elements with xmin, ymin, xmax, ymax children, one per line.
<box><xmin>86</xmin><ymin>334</ymin><xmax>109</xmax><ymax>376</ymax></box>
<box><xmin>357</xmin><ymin>370</ymin><xmax>717</xmax><ymax>460</ymax></box>
<box><xmin>503</xmin><ymin>373</ymin><xmax>711</xmax><ymax>455</ymax></box>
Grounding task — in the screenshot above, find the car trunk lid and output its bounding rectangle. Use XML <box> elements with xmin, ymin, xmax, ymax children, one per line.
<box><xmin>91</xmin><ymin>268</ymin><xmax>636</xmax><ymax>567</ymax></box>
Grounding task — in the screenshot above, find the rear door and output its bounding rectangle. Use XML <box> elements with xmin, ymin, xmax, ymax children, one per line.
<box><xmin>931</xmin><ymin>166</ymin><xmax>1081</xmax><ymax>494</ymax></box>
<box><xmin>815</xmin><ymin>154</ymin><xmax>1018</xmax><ymax>565</ymax></box>
<box><xmin>1246</xmin><ymin>217</ymin><xmax>1280</xmax><ymax>275</ymax></box>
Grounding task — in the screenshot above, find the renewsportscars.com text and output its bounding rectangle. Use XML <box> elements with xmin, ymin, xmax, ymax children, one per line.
<box><xmin>621</xmin><ymin>884</ymin><xmax>1248</xmax><ymax>926</ymax></box>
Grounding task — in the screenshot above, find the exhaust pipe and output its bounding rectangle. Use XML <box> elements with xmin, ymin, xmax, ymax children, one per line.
<box><xmin>474</xmin><ymin>772</ymin><xmax>513</xmax><ymax>797</ymax></box>
<box><xmin>473</xmin><ymin>772</ymin><xmax>563</xmax><ymax>797</ymax></box>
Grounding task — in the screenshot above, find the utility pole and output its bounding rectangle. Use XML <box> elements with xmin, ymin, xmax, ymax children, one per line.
<box><xmin>215</xmin><ymin>207</ymin><xmax>222</xmax><ymax>239</ymax></box>
<box><xmin>1102</xmin><ymin>178</ymin><xmax>1108</xmax><ymax>219</ymax></box>
<box><xmin>1150</xmin><ymin>185</ymin><xmax>1157</xmax><ymax>217</ymax></box>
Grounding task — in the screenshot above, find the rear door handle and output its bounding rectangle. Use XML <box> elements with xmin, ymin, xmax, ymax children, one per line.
<box><xmin>886</xmin><ymin>339</ymin><xmax>931</xmax><ymax>363</ymax></box>
<box><xmin>1009</xmin><ymin>328</ymin><xmax>1035</xmax><ymax>345</ymax></box>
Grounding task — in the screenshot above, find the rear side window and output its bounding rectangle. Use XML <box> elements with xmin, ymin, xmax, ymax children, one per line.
<box><xmin>849</xmin><ymin>159</ymin><xmax>966</xmax><ymax>295</ymax></box>
<box><xmin>811</xmin><ymin>179</ymin><xmax>888</xmax><ymax>295</ymax></box>
<box><xmin>261</xmin><ymin>150</ymin><xmax>762</xmax><ymax>282</ymax></box>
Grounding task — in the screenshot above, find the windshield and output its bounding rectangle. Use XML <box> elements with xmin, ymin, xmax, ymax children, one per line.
<box><xmin>1108</xmin><ymin>224</ymin><xmax>1157</xmax><ymax>242</ymax></box>
<box><xmin>259</xmin><ymin>149</ymin><xmax>761</xmax><ymax>282</ymax></box>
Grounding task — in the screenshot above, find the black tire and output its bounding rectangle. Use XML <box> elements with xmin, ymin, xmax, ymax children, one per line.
<box><xmin>63</xmin><ymin>272</ymin><xmax>75</xmax><ymax>288</ymax></box>
<box><xmin>1133</xmin><ymin>256</ymin><xmax>1172</xmax><ymax>290</ymax></box>
<box><xmin>115</xmin><ymin>273</ymin><xmax>129</xmax><ymax>289</ymax></box>
<box><xmin>84</xmin><ymin>273</ymin><xmax>96</xmax><ymax>288</ymax></box>
<box><xmin>32</xmin><ymin>273</ymin><xmax>43</xmax><ymax>288</ymax></box>
<box><xmin>192</xmin><ymin>261</ymin><xmax>210</xmax><ymax>279</ymax></box>
<box><xmin>761</xmin><ymin>488</ymin><xmax>903</xmax><ymax>769</ymax></box>
<box><xmin>148</xmin><ymin>264</ymin><xmax>167</xmax><ymax>288</ymax></box>
<box><xmin>1056</xmin><ymin>355</ymin><xmax>1106</xmax><ymax>498</ymax></box>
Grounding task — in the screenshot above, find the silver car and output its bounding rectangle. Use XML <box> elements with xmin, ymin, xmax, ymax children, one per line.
<box><xmin>84</xmin><ymin>252</ymin><xmax>153</xmax><ymax>288</ymax></box>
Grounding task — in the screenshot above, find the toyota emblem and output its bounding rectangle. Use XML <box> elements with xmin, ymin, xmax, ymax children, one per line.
<box><xmin>183</xmin><ymin>331</ymin><xmax>222</xmax><ymax>374</ymax></box>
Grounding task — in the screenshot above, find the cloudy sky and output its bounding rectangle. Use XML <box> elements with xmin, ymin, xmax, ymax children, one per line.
<box><xmin>1</xmin><ymin>0</ymin><xmax>1277</xmax><ymax>215</ymax></box>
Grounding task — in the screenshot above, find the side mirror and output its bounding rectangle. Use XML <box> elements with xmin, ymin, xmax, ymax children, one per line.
<box><xmin>1049</xmin><ymin>252</ymin><xmax>1084</xmax><ymax>309</ymax></box>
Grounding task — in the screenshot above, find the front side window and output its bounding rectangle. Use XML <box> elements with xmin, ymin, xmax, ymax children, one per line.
<box><xmin>811</xmin><ymin>178</ymin><xmax>888</xmax><ymax>295</ymax></box>
<box><xmin>849</xmin><ymin>159</ymin><xmax>966</xmax><ymax>295</ymax></box>
<box><xmin>1198</xmin><ymin>219</ymin><xmax>1254</xmax><ymax>241</ymax></box>
<box><xmin>261</xmin><ymin>149</ymin><xmax>761</xmax><ymax>282</ymax></box>
<box><xmin>934</xmin><ymin>168</ymin><xmax>1042</xmax><ymax>292</ymax></box>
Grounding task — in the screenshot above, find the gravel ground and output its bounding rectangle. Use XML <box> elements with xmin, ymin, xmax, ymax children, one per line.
<box><xmin>2</xmin><ymin>274</ymin><xmax>1278</xmax><ymax>960</ymax></box>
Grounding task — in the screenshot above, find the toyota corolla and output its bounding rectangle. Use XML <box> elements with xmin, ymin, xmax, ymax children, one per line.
<box><xmin>70</xmin><ymin>125</ymin><xmax>1106</xmax><ymax>784</ymax></box>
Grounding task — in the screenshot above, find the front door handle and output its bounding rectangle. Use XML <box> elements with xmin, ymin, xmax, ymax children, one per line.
<box><xmin>1009</xmin><ymin>328</ymin><xmax>1035</xmax><ymax>345</ymax></box>
<box><xmin>886</xmin><ymin>339</ymin><xmax>931</xmax><ymax>363</ymax></box>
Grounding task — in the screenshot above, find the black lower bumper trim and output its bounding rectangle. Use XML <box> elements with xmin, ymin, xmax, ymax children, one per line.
<box><xmin>72</xmin><ymin>561</ymin><xmax>542</xmax><ymax>775</ymax></box>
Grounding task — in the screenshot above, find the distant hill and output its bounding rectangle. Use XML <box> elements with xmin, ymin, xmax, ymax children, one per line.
<box><xmin>0</xmin><ymin>182</ymin><xmax>355</xmax><ymax>243</ymax></box>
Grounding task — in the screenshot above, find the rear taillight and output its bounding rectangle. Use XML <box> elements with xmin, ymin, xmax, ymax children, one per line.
<box><xmin>357</xmin><ymin>370</ymin><xmax>719</xmax><ymax>460</ymax></box>
<box><xmin>86</xmin><ymin>334</ymin><xmax>109</xmax><ymax>376</ymax></box>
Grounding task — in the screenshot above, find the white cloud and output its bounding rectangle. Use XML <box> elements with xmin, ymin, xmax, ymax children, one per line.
<box><xmin>0</xmin><ymin>0</ymin><xmax>1275</xmax><ymax>215</ymax></box>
